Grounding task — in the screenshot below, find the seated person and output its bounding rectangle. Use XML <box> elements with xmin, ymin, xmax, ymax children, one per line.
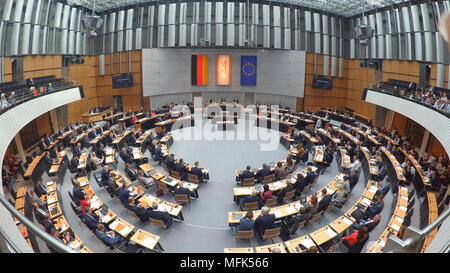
<box><xmin>256</xmin><ymin>163</ymin><xmax>271</xmax><ymax>183</ymax></box>
<box><xmin>254</xmin><ymin>206</ymin><xmax>276</xmax><ymax>238</ymax></box>
<box><xmin>147</xmin><ymin>202</ymin><xmax>173</xmax><ymax>227</ymax></box>
<box><xmin>69</xmin><ymin>155</ymin><xmax>79</xmax><ymax>173</ymax></box>
<box><xmin>285</xmin><ymin>206</ymin><xmax>313</xmax><ymax>237</ymax></box>
<box><xmin>234</xmin><ymin>210</ymin><xmax>255</xmax><ymax>235</ymax></box>
<box><xmin>285</xmin><ymin>157</ymin><xmax>295</xmax><ymax>173</ymax></box>
<box><xmin>91</xmin><ymin>151</ymin><xmax>104</xmax><ymax>169</ymax></box>
<box><xmin>317</xmin><ymin>188</ymin><xmax>332</xmax><ymax>213</ymax></box>
<box><xmin>348</xmin><ymin>169</ymin><xmax>359</xmax><ymax>189</ymax></box>
<box><xmin>30</xmin><ymin>190</ymin><xmax>46</xmax><ymax>209</ymax></box>
<box><xmin>163</xmin><ymin>154</ymin><xmax>176</xmax><ymax>171</ymax></box>
<box><xmin>73</xmin><ymin>143</ymin><xmax>82</xmax><ymax>157</ymax></box>
<box><xmin>32</xmin><ymin>202</ymin><xmax>47</xmax><ymax>224</ymax></box>
<box><xmin>47</xmin><ymin>228</ymin><xmax>68</xmax><ymax>253</ymax></box>
<box><xmin>277</xmin><ymin>180</ymin><xmax>294</xmax><ymax>204</ymax></box>
<box><xmin>95</xmin><ymin>224</ymin><xmax>120</xmax><ymax>247</ymax></box>
<box><xmin>34</xmin><ymin>178</ymin><xmax>47</xmax><ymax>198</ymax></box>
<box><xmin>343</xmin><ymin>226</ymin><xmax>368</xmax><ymax>247</ymax></box>
<box><xmin>173</xmin><ymin>181</ymin><xmax>198</xmax><ymax>198</ymax></box>
<box><xmin>125</xmin><ymin>197</ymin><xmax>152</xmax><ymax>222</ymax></box>
<box><xmin>82</xmin><ymin>206</ymin><xmax>100</xmax><ymax>230</ymax></box>
<box><xmin>364</xmin><ymin>195</ymin><xmax>384</xmax><ymax>220</ymax></box>
<box><xmin>331</xmin><ymin>184</ymin><xmax>346</xmax><ymax>208</ymax></box>
<box><xmin>274</xmin><ymin>162</ymin><xmax>287</xmax><ymax>180</ymax></box>
<box><xmin>352</xmin><ymin>214</ymin><xmax>381</xmax><ymax>232</ymax></box>
<box><xmin>119</xmin><ymin>148</ymin><xmax>133</xmax><ymax>164</ymax></box>
<box><xmin>240</xmin><ymin>189</ymin><xmax>262</xmax><ymax>210</ymax></box>
<box><xmin>118</xmin><ymin>183</ymin><xmax>136</xmax><ymax>205</ymax></box>
<box><xmin>137</xmin><ymin>170</ymin><xmax>155</xmax><ymax>188</ymax></box>
<box><xmin>154</xmin><ymin>143</ymin><xmax>163</xmax><ymax>163</ymax></box>
<box><xmin>101</xmin><ymin>165</ymin><xmax>111</xmax><ymax>184</ymax></box>
<box><xmin>375</xmin><ymin>178</ymin><xmax>391</xmax><ymax>198</ymax></box>
<box><xmin>175</xmin><ymin>158</ymin><xmax>188</xmax><ymax>180</ymax></box>
<box><xmin>259</xmin><ymin>184</ymin><xmax>273</xmax><ymax>204</ymax></box>
<box><xmin>190</xmin><ymin>161</ymin><xmax>207</xmax><ymax>181</ymax></box>
<box><xmin>240</xmin><ymin>165</ymin><xmax>255</xmax><ymax>182</ymax></box>
<box><xmin>124</xmin><ymin>163</ymin><xmax>138</xmax><ymax>181</ymax></box>
<box><xmin>79</xmin><ymin>195</ymin><xmax>91</xmax><ymax>213</ymax></box>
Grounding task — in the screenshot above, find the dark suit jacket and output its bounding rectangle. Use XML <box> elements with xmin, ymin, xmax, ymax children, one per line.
<box><xmin>118</xmin><ymin>188</ymin><xmax>132</xmax><ymax>205</ymax></box>
<box><xmin>42</xmin><ymin>219</ymin><xmax>55</xmax><ymax>234</ymax></box>
<box><xmin>34</xmin><ymin>208</ymin><xmax>47</xmax><ymax>223</ymax></box>
<box><xmin>120</xmin><ymin>151</ymin><xmax>132</xmax><ymax>163</ymax></box>
<box><xmin>82</xmin><ymin>213</ymin><xmax>99</xmax><ymax>230</ymax></box>
<box><xmin>101</xmin><ymin>169</ymin><xmax>111</xmax><ymax>183</ymax></box>
<box><xmin>256</xmin><ymin>167</ymin><xmax>271</xmax><ymax>179</ymax></box>
<box><xmin>318</xmin><ymin>194</ymin><xmax>332</xmax><ymax>212</ymax></box>
<box><xmin>148</xmin><ymin>209</ymin><xmax>172</xmax><ymax>225</ymax></box>
<box><xmin>74</xmin><ymin>147</ymin><xmax>82</xmax><ymax>157</ymax></box>
<box><xmin>49</xmin><ymin>147</ymin><xmax>57</xmax><ymax>158</ymax></box>
<box><xmin>44</xmin><ymin>155</ymin><xmax>53</xmax><ymax>166</ymax></box>
<box><xmin>175</xmin><ymin>163</ymin><xmax>188</xmax><ymax>177</ymax></box>
<box><xmin>254</xmin><ymin>214</ymin><xmax>276</xmax><ymax>235</ymax></box>
<box><xmin>70</xmin><ymin>158</ymin><xmax>79</xmax><ymax>171</ymax></box>
<box><xmin>126</xmin><ymin>204</ymin><xmax>149</xmax><ymax>219</ymax></box>
<box><xmin>73</xmin><ymin>187</ymin><xmax>84</xmax><ymax>202</ymax></box>
<box><xmin>241</xmin><ymin>170</ymin><xmax>255</xmax><ymax>180</ymax></box>
<box><xmin>190</xmin><ymin>167</ymin><xmax>203</xmax><ymax>179</ymax></box>
<box><xmin>95</xmin><ymin>230</ymin><xmax>120</xmax><ymax>247</ymax></box>
<box><xmin>173</xmin><ymin>187</ymin><xmax>191</xmax><ymax>196</ymax></box>
<box><xmin>163</xmin><ymin>157</ymin><xmax>176</xmax><ymax>171</ymax></box>
<box><xmin>35</xmin><ymin>183</ymin><xmax>47</xmax><ymax>197</ymax></box>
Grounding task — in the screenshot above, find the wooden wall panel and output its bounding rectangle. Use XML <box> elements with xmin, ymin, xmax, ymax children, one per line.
<box><xmin>35</xmin><ymin>113</ymin><xmax>52</xmax><ymax>137</ymax></box>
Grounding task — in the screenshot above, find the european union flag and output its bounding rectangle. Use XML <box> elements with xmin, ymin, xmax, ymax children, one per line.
<box><xmin>241</xmin><ymin>56</ymin><xmax>257</xmax><ymax>86</ymax></box>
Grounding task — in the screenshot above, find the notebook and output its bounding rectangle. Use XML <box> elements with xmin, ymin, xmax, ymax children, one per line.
<box><xmin>232</xmin><ymin>213</ymin><xmax>244</xmax><ymax>220</ymax></box>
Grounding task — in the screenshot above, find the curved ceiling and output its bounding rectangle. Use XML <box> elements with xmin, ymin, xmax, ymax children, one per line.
<box><xmin>70</xmin><ymin>0</ymin><xmax>410</xmax><ymax>17</ymax></box>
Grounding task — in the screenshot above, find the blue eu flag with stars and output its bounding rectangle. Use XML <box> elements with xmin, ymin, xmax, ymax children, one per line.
<box><xmin>241</xmin><ymin>56</ymin><xmax>257</xmax><ymax>86</ymax></box>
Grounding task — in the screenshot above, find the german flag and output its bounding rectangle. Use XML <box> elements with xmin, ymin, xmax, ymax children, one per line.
<box><xmin>191</xmin><ymin>55</ymin><xmax>208</xmax><ymax>85</ymax></box>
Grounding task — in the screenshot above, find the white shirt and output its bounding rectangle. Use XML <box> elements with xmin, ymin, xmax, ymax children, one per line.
<box><xmin>349</xmin><ymin>159</ymin><xmax>361</xmax><ymax>172</ymax></box>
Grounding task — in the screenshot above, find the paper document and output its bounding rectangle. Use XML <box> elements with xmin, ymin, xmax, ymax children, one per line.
<box><xmin>301</xmin><ymin>238</ymin><xmax>315</xmax><ymax>249</ymax></box>
<box><xmin>285</xmin><ymin>206</ymin><xmax>297</xmax><ymax>214</ymax></box>
<box><xmin>121</xmin><ymin>227</ymin><xmax>131</xmax><ymax>235</ymax></box>
<box><xmin>143</xmin><ymin>238</ymin><xmax>156</xmax><ymax>249</ymax></box>
<box><xmin>325</xmin><ymin>228</ymin><xmax>337</xmax><ymax>237</ymax></box>
<box><xmin>343</xmin><ymin>217</ymin><xmax>353</xmax><ymax>225</ymax></box>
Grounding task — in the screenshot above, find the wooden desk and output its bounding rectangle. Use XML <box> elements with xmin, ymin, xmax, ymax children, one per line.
<box><xmin>224</xmin><ymin>248</ymin><xmax>254</xmax><ymax>253</ymax></box>
<box><xmin>130</xmin><ymin>229</ymin><xmax>161</xmax><ymax>251</ymax></box>
<box><xmin>381</xmin><ymin>147</ymin><xmax>406</xmax><ymax>182</ymax></box>
<box><xmin>313</xmin><ymin>145</ymin><xmax>324</xmax><ymax>163</ymax></box>
<box><xmin>317</xmin><ymin>128</ymin><xmax>340</xmax><ymax>144</ymax></box>
<box><xmin>54</xmin><ymin>216</ymin><xmax>70</xmax><ymax>235</ymax></box>
<box><xmin>48</xmin><ymin>202</ymin><xmax>62</xmax><ymax>219</ymax></box>
<box><xmin>310</xmin><ymin>226</ymin><xmax>338</xmax><ymax>246</ymax></box>
<box><xmin>15</xmin><ymin>197</ymin><xmax>25</xmax><ymax>210</ymax></box>
<box><xmin>46</xmin><ymin>191</ymin><xmax>58</xmax><ymax>205</ymax></box>
<box><xmin>329</xmin><ymin>215</ymin><xmax>355</xmax><ymax>234</ymax></box>
<box><xmin>255</xmin><ymin>243</ymin><xmax>286</xmax><ymax>253</ymax></box>
<box><xmin>138</xmin><ymin>194</ymin><xmax>183</xmax><ymax>219</ymax></box>
<box><xmin>16</xmin><ymin>187</ymin><xmax>27</xmax><ymax>199</ymax></box>
<box><xmin>81</xmin><ymin>108</ymin><xmax>114</xmax><ymax>123</ymax></box>
<box><xmin>109</xmin><ymin>218</ymin><xmax>135</xmax><ymax>238</ymax></box>
<box><xmin>77</xmin><ymin>176</ymin><xmax>90</xmax><ymax>187</ymax></box>
<box><xmin>285</xmin><ymin>235</ymin><xmax>317</xmax><ymax>253</ymax></box>
<box><xmin>97</xmin><ymin>209</ymin><xmax>117</xmax><ymax>224</ymax></box>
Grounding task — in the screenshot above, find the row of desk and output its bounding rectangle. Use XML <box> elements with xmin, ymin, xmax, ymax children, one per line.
<box><xmin>367</xmin><ymin>186</ymin><xmax>409</xmax><ymax>253</ymax></box>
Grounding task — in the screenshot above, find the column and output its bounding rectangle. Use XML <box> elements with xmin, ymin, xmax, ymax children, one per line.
<box><xmin>384</xmin><ymin>110</ymin><xmax>394</xmax><ymax>129</ymax></box>
<box><xmin>419</xmin><ymin>130</ymin><xmax>430</xmax><ymax>158</ymax></box>
<box><xmin>50</xmin><ymin>110</ymin><xmax>59</xmax><ymax>134</ymax></box>
<box><xmin>14</xmin><ymin>133</ymin><xmax>26</xmax><ymax>163</ymax></box>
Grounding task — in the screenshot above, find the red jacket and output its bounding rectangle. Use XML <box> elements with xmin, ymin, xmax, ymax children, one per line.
<box><xmin>260</xmin><ymin>190</ymin><xmax>273</xmax><ymax>202</ymax></box>
<box><xmin>80</xmin><ymin>199</ymin><xmax>91</xmax><ymax>213</ymax></box>
<box><xmin>344</xmin><ymin>231</ymin><xmax>362</xmax><ymax>246</ymax></box>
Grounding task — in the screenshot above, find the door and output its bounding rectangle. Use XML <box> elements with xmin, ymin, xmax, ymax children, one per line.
<box><xmin>244</xmin><ymin>92</ymin><xmax>254</xmax><ymax>106</ymax></box>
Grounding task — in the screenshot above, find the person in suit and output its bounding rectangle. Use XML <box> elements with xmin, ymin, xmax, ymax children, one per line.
<box><xmin>128</xmin><ymin>132</ymin><xmax>137</xmax><ymax>147</ymax></box>
<box><xmin>348</xmin><ymin>169</ymin><xmax>359</xmax><ymax>189</ymax></box>
<box><xmin>352</xmin><ymin>214</ymin><xmax>381</xmax><ymax>232</ymax></box>
<box><xmin>35</xmin><ymin>178</ymin><xmax>47</xmax><ymax>198</ymax></box>
<box><xmin>95</xmin><ymin>224</ymin><xmax>120</xmax><ymax>247</ymax></box>
<box><xmin>73</xmin><ymin>143</ymin><xmax>82</xmax><ymax>157</ymax></box>
<box><xmin>292</xmin><ymin>172</ymin><xmax>307</xmax><ymax>195</ymax></box>
<box><xmin>118</xmin><ymin>183</ymin><xmax>136</xmax><ymax>205</ymax></box>
<box><xmin>39</xmin><ymin>138</ymin><xmax>47</xmax><ymax>152</ymax></box>
<box><xmin>147</xmin><ymin>202</ymin><xmax>173</xmax><ymax>227</ymax></box>
<box><xmin>96</xmin><ymin>143</ymin><xmax>106</xmax><ymax>159</ymax></box>
<box><xmin>72</xmin><ymin>181</ymin><xmax>85</xmax><ymax>206</ymax></box>
<box><xmin>32</xmin><ymin>202</ymin><xmax>47</xmax><ymax>224</ymax></box>
<box><xmin>234</xmin><ymin>210</ymin><xmax>255</xmax><ymax>235</ymax></box>
<box><xmin>47</xmin><ymin>228</ymin><xmax>67</xmax><ymax>253</ymax></box>
<box><xmin>154</xmin><ymin>143</ymin><xmax>163</xmax><ymax>163</ymax></box>
<box><xmin>88</xmin><ymin>129</ymin><xmax>97</xmax><ymax>140</ymax></box>
<box><xmin>43</xmin><ymin>151</ymin><xmax>53</xmax><ymax>167</ymax></box>
<box><xmin>30</xmin><ymin>190</ymin><xmax>46</xmax><ymax>209</ymax></box>
<box><xmin>285</xmin><ymin>206</ymin><xmax>313</xmax><ymax>237</ymax></box>
<box><xmin>240</xmin><ymin>166</ymin><xmax>255</xmax><ymax>182</ymax></box>
<box><xmin>373</xmin><ymin>162</ymin><xmax>388</xmax><ymax>182</ymax></box>
<box><xmin>304</xmin><ymin>165</ymin><xmax>318</xmax><ymax>186</ymax></box>
<box><xmin>49</xmin><ymin>146</ymin><xmax>58</xmax><ymax>159</ymax></box>
<box><xmin>239</xmin><ymin>190</ymin><xmax>262</xmax><ymax>210</ymax></box>
<box><xmin>124</xmin><ymin>163</ymin><xmax>138</xmax><ymax>181</ymax></box>
<box><xmin>277</xmin><ymin>180</ymin><xmax>295</xmax><ymax>204</ymax></box>
<box><xmin>190</xmin><ymin>161</ymin><xmax>205</xmax><ymax>181</ymax></box>
<box><xmin>41</xmin><ymin>213</ymin><xmax>56</xmax><ymax>234</ymax></box>
<box><xmin>119</xmin><ymin>148</ymin><xmax>133</xmax><ymax>164</ymax></box>
<box><xmin>256</xmin><ymin>163</ymin><xmax>271</xmax><ymax>184</ymax></box>
<box><xmin>375</xmin><ymin>178</ymin><xmax>391</xmax><ymax>198</ymax></box>
<box><xmin>126</xmin><ymin>197</ymin><xmax>152</xmax><ymax>222</ymax></box>
<box><xmin>254</xmin><ymin>206</ymin><xmax>276</xmax><ymax>239</ymax></box>
<box><xmin>364</xmin><ymin>195</ymin><xmax>384</xmax><ymax>220</ymax></box>
<box><xmin>70</xmin><ymin>155</ymin><xmax>79</xmax><ymax>173</ymax></box>
<box><xmin>101</xmin><ymin>165</ymin><xmax>111</xmax><ymax>184</ymax></box>
<box><xmin>317</xmin><ymin>188</ymin><xmax>332</xmax><ymax>213</ymax></box>
<box><xmin>173</xmin><ymin>181</ymin><xmax>198</xmax><ymax>198</ymax></box>
<box><xmin>175</xmin><ymin>158</ymin><xmax>188</xmax><ymax>180</ymax></box>
<box><xmin>163</xmin><ymin>154</ymin><xmax>176</xmax><ymax>171</ymax></box>
<box><xmin>44</xmin><ymin>134</ymin><xmax>52</xmax><ymax>146</ymax></box>
<box><xmin>82</xmin><ymin>207</ymin><xmax>100</xmax><ymax>230</ymax></box>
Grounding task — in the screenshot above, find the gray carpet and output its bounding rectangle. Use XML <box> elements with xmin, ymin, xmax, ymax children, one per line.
<box><xmin>22</xmin><ymin>117</ymin><xmax>421</xmax><ymax>253</ymax></box>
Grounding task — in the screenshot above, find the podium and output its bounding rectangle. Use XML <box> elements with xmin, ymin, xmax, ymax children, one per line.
<box><xmin>81</xmin><ymin>108</ymin><xmax>114</xmax><ymax>123</ymax></box>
